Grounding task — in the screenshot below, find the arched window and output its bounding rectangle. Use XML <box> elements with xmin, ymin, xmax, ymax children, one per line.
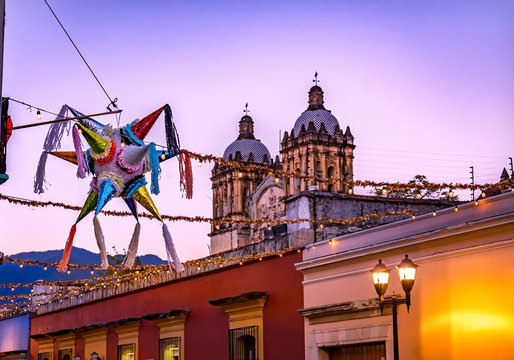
<box><xmin>236</xmin><ymin>335</ymin><xmax>256</xmax><ymax>360</ymax></box>
<box><xmin>229</xmin><ymin>326</ymin><xmax>258</xmax><ymax>360</ymax></box>
<box><xmin>294</xmin><ymin>168</ymin><xmax>302</xmax><ymax>193</ymax></box>
<box><xmin>327</xmin><ymin>166</ymin><xmax>335</xmax><ymax>192</ymax></box>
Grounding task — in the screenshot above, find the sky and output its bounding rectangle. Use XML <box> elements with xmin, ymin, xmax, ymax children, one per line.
<box><xmin>0</xmin><ymin>0</ymin><xmax>512</xmax><ymax>262</ymax></box>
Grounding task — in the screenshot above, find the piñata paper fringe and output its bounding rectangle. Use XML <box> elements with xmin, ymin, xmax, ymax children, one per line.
<box><xmin>72</xmin><ymin>125</ymin><xmax>88</xmax><ymax>178</ymax></box>
<box><xmin>123</xmin><ymin>222</ymin><xmax>140</xmax><ymax>268</ymax></box>
<box><xmin>58</xmin><ymin>223</ymin><xmax>76</xmax><ymax>272</ymax></box>
<box><xmin>148</xmin><ymin>142</ymin><xmax>161</xmax><ymax>195</ymax></box>
<box><xmin>179</xmin><ymin>153</ymin><xmax>193</xmax><ymax>199</ymax></box>
<box><xmin>33</xmin><ymin>152</ymin><xmax>49</xmax><ymax>194</ymax></box>
<box><xmin>42</xmin><ymin>105</ymin><xmax>70</xmax><ymax>151</ymax></box>
<box><xmin>34</xmin><ymin>105</ymin><xmax>70</xmax><ymax>194</ymax></box>
<box><xmin>93</xmin><ymin>215</ymin><xmax>109</xmax><ymax>270</ymax></box>
<box><xmin>162</xmin><ymin>223</ymin><xmax>184</xmax><ymax>273</ymax></box>
<box><xmin>164</xmin><ymin>104</ymin><xmax>180</xmax><ymax>154</ymax></box>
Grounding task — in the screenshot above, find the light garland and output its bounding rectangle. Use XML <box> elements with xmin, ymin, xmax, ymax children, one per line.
<box><xmin>1</xmin><ymin>248</ymin><xmax>303</xmax><ymax>310</ymax></box>
<box><xmin>182</xmin><ymin>149</ymin><xmax>513</xmax><ymax>191</ymax></box>
<box><xmin>0</xmin><ymin>192</ymin><xmax>415</xmax><ymax>228</ymax></box>
<box><xmin>1</xmin><ymin>208</ymin><xmax>412</xmax><ymax>276</ymax></box>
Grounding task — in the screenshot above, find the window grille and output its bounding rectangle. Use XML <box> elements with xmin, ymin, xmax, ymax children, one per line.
<box><xmin>58</xmin><ymin>349</ymin><xmax>72</xmax><ymax>360</ymax></box>
<box><xmin>38</xmin><ymin>353</ymin><xmax>52</xmax><ymax>360</ymax></box>
<box><xmin>159</xmin><ymin>337</ymin><xmax>181</xmax><ymax>360</ymax></box>
<box><xmin>229</xmin><ymin>325</ymin><xmax>258</xmax><ymax>360</ymax></box>
<box><xmin>117</xmin><ymin>343</ymin><xmax>135</xmax><ymax>360</ymax></box>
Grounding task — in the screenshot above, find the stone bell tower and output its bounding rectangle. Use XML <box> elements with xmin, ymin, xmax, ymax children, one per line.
<box><xmin>280</xmin><ymin>76</ymin><xmax>355</xmax><ymax>197</ymax></box>
<box><xmin>209</xmin><ymin>106</ymin><xmax>280</xmax><ymax>254</ymax></box>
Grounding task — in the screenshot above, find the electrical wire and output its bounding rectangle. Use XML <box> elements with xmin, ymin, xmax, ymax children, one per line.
<box><xmin>42</xmin><ymin>0</ymin><xmax>118</xmax><ymax>111</ymax></box>
<box><xmin>7</xmin><ymin>98</ymin><xmax>59</xmax><ymax>117</ymax></box>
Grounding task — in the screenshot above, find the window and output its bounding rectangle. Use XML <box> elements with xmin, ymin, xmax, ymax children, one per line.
<box><xmin>229</xmin><ymin>326</ymin><xmax>258</xmax><ymax>360</ymax></box>
<box><xmin>327</xmin><ymin>166</ymin><xmax>335</xmax><ymax>192</ymax></box>
<box><xmin>58</xmin><ymin>349</ymin><xmax>72</xmax><ymax>360</ymax></box>
<box><xmin>117</xmin><ymin>343</ymin><xmax>135</xmax><ymax>360</ymax></box>
<box><xmin>38</xmin><ymin>353</ymin><xmax>52</xmax><ymax>360</ymax></box>
<box><xmin>159</xmin><ymin>337</ymin><xmax>181</xmax><ymax>360</ymax></box>
<box><xmin>321</xmin><ymin>341</ymin><xmax>386</xmax><ymax>360</ymax></box>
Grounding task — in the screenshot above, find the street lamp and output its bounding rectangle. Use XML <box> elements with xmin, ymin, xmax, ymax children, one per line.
<box><xmin>397</xmin><ymin>254</ymin><xmax>418</xmax><ymax>312</ymax></box>
<box><xmin>371</xmin><ymin>255</ymin><xmax>419</xmax><ymax>360</ymax></box>
<box><xmin>370</xmin><ymin>259</ymin><xmax>390</xmax><ymax>313</ymax></box>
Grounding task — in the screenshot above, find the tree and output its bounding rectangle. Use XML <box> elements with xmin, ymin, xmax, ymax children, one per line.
<box><xmin>372</xmin><ymin>175</ymin><xmax>459</xmax><ymax>200</ymax></box>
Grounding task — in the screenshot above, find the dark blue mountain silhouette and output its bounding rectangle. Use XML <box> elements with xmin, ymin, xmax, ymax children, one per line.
<box><xmin>0</xmin><ymin>247</ymin><xmax>166</xmax><ymax>306</ymax></box>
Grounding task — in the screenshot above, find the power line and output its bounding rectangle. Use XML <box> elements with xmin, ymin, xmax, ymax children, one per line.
<box><xmin>358</xmin><ymin>146</ymin><xmax>506</xmax><ymax>159</ymax></box>
<box><xmin>42</xmin><ymin>0</ymin><xmax>118</xmax><ymax>111</ymax></box>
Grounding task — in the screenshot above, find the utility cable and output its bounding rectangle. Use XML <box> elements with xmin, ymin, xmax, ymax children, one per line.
<box><xmin>42</xmin><ymin>0</ymin><xmax>119</xmax><ymax>111</ymax></box>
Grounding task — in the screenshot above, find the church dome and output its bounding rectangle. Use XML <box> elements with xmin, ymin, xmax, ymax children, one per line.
<box><xmin>293</xmin><ymin>109</ymin><xmax>340</xmax><ymax>137</ymax></box>
<box><xmin>223</xmin><ymin>139</ymin><xmax>271</xmax><ymax>163</ymax></box>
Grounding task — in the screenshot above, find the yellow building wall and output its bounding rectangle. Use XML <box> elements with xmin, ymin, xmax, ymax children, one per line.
<box><xmin>302</xmin><ymin>220</ymin><xmax>514</xmax><ymax>360</ymax></box>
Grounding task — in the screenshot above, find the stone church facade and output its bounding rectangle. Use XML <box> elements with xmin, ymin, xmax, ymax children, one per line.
<box><xmin>209</xmin><ymin>80</ymin><xmax>455</xmax><ymax>254</ymax></box>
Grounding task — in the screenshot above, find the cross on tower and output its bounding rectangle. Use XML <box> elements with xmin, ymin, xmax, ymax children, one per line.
<box><xmin>244</xmin><ymin>102</ymin><xmax>250</xmax><ymax>115</ymax></box>
<box><xmin>313</xmin><ymin>72</ymin><xmax>320</xmax><ymax>85</ymax></box>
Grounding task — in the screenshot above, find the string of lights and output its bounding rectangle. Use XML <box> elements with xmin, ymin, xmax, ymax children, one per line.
<box><xmin>182</xmin><ymin>149</ymin><xmax>512</xmax><ymax>191</ymax></box>
<box><xmin>1</xmin><ymin>248</ymin><xmax>302</xmax><ymax>292</ymax></box>
<box><xmin>8</xmin><ymin>98</ymin><xmax>60</xmax><ymax>117</ymax></box>
<box><xmin>0</xmin><ymin>192</ymin><xmax>416</xmax><ymax>226</ymax></box>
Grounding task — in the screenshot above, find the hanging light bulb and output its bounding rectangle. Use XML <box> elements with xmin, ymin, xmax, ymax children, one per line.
<box><xmin>274</xmin><ymin>176</ymin><xmax>280</xmax><ymax>183</ymax></box>
<box><xmin>454</xmin><ymin>206</ymin><xmax>459</xmax><ymax>212</ymax></box>
<box><xmin>381</xmin><ymin>186</ymin><xmax>387</xmax><ymax>195</ymax></box>
<box><xmin>37</xmin><ymin>110</ymin><xmax>41</xmax><ymax>120</ymax></box>
<box><xmin>448</xmin><ymin>189</ymin><xmax>453</xmax><ymax>198</ymax></box>
<box><xmin>432</xmin><ymin>211</ymin><xmax>436</xmax><ymax>216</ymax></box>
<box><xmin>160</xmin><ymin>153</ymin><xmax>166</xmax><ymax>160</ymax></box>
<box><xmin>348</xmin><ymin>186</ymin><xmax>353</xmax><ymax>195</ymax></box>
<box><xmin>481</xmin><ymin>190</ymin><xmax>486</xmax><ymax>198</ymax></box>
<box><xmin>416</xmin><ymin>191</ymin><xmax>421</xmax><ymax>199</ymax></box>
<box><xmin>198</xmin><ymin>160</ymin><xmax>203</xmax><ymax>168</ymax></box>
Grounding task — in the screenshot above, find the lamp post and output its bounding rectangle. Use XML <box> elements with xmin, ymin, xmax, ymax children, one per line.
<box><xmin>371</xmin><ymin>255</ymin><xmax>418</xmax><ymax>360</ymax></box>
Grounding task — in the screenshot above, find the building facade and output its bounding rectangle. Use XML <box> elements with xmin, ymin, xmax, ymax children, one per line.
<box><xmin>29</xmin><ymin>248</ymin><xmax>304</xmax><ymax>360</ymax></box>
<box><xmin>296</xmin><ymin>191</ymin><xmax>514</xmax><ymax>359</ymax></box>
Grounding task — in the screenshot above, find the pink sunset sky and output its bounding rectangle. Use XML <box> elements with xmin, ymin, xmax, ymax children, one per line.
<box><xmin>0</xmin><ymin>0</ymin><xmax>512</xmax><ymax>261</ymax></box>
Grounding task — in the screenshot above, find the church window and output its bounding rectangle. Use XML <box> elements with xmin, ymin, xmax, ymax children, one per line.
<box><xmin>327</xmin><ymin>166</ymin><xmax>335</xmax><ymax>192</ymax></box>
<box><xmin>294</xmin><ymin>168</ymin><xmax>302</xmax><ymax>193</ymax></box>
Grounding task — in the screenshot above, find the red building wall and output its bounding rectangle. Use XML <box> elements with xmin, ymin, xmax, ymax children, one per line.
<box><xmin>30</xmin><ymin>252</ymin><xmax>304</xmax><ymax>359</ymax></box>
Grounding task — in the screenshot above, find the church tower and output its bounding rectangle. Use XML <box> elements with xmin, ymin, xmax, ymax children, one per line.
<box><xmin>210</xmin><ymin>107</ymin><xmax>279</xmax><ymax>254</ymax></box>
<box><xmin>280</xmin><ymin>76</ymin><xmax>355</xmax><ymax>197</ymax></box>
